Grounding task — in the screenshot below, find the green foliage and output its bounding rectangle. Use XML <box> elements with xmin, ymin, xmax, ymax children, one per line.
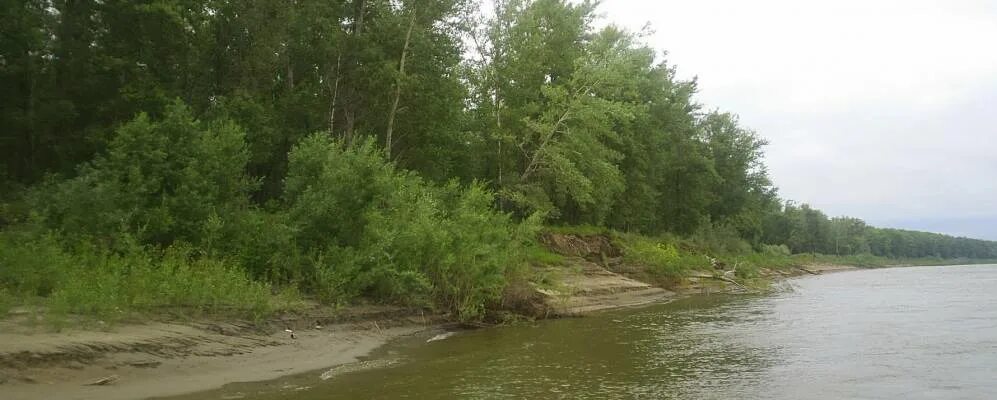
<box><xmin>733</xmin><ymin>262</ymin><xmax>760</xmax><ymax>280</ymax></box>
<box><xmin>31</xmin><ymin>101</ymin><xmax>255</xmax><ymax>247</ymax></box>
<box><xmin>48</xmin><ymin>242</ymin><xmax>271</xmax><ymax>322</ymax></box>
<box><xmin>760</xmin><ymin>202</ymin><xmax>997</xmax><ymax>259</ymax></box>
<box><xmin>0</xmin><ymin>229</ymin><xmax>273</xmax><ymax>322</ymax></box>
<box><xmin>285</xmin><ymin>134</ymin><xmax>534</xmax><ymax>320</ymax></box>
<box><xmin>431</xmin><ymin>183</ymin><xmax>539</xmax><ymax>319</ymax></box>
<box><xmin>617</xmin><ymin>234</ymin><xmax>696</xmax><ymax>282</ymax></box>
<box><xmin>701</xmin><ymin>112</ymin><xmax>773</xmax><ymax>228</ymax></box>
<box><xmin>311</xmin><ymin>249</ymin><xmax>366</xmax><ymax>306</ymax></box>
<box><xmin>0</xmin><ymin>287</ymin><xmax>11</xmax><ymax>316</ymax></box>
<box><xmin>284</xmin><ymin>135</ymin><xmax>394</xmax><ymax>249</ymax></box>
<box><xmin>201</xmin><ymin>208</ymin><xmax>299</xmax><ymax>284</ymax></box>
<box><xmin>525</xmin><ymin>246</ymin><xmax>566</xmax><ymax>266</ymax></box>
<box><xmin>690</xmin><ymin>222</ymin><xmax>753</xmax><ymax>255</ymax></box>
<box><xmin>0</xmin><ymin>229</ymin><xmax>72</xmax><ymax>298</ymax></box>
<box><xmin>3</xmin><ymin>0</ymin><xmax>996</xmax><ymax>325</ymax></box>
<box><xmin>761</xmin><ymin>244</ymin><xmax>792</xmax><ymax>256</ymax></box>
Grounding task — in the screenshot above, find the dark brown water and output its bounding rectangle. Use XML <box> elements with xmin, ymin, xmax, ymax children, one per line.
<box><xmin>184</xmin><ymin>264</ymin><xmax>997</xmax><ymax>399</ymax></box>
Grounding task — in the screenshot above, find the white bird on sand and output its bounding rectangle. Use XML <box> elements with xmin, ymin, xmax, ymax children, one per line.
<box><xmin>285</xmin><ymin>328</ymin><xmax>296</xmax><ymax>339</ymax></box>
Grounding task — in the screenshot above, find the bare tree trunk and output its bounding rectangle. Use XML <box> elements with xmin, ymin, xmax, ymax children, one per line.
<box><xmin>328</xmin><ymin>54</ymin><xmax>342</xmax><ymax>135</ymax></box>
<box><xmin>340</xmin><ymin>0</ymin><xmax>365</xmax><ymax>146</ymax></box>
<box><xmin>25</xmin><ymin>49</ymin><xmax>37</xmax><ymax>177</ymax></box>
<box><xmin>385</xmin><ymin>8</ymin><xmax>417</xmax><ymax>159</ymax></box>
<box><xmin>496</xmin><ymin>95</ymin><xmax>503</xmax><ymax>190</ymax></box>
<box><xmin>355</xmin><ymin>0</ymin><xmax>365</xmax><ymax>34</ymax></box>
<box><xmin>518</xmin><ymin>79</ymin><xmax>600</xmax><ymax>182</ymax></box>
<box><xmin>344</xmin><ymin>110</ymin><xmax>356</xmax><ymax>146</ymax></box>
<box><xmin>520</xmin><ymin>109</ymin><xmax>570</xmax><ymax>182</ymax></box>
<box><xmin>287</xmin><ymin>61</ymin><xmax>294</xmax><ymax>91</ymax></box>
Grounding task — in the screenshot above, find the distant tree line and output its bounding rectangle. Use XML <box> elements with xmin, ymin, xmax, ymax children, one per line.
<box><xmin>762</xmin><ymin>203</ymin><xmax>997</xmax><ymax>259</ymax></box>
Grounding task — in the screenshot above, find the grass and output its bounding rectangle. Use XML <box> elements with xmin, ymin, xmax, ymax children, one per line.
<box><xmin>612</xmin><ymin>232</ymin><xmax>711</xmax><ymax>286</ymax></box>
<box><xmin>0</xmin><ymin>231</ymin><xmax>284</xmax><ymax>325</ymax></box>
<box><xmin>48</xmin><ymin>246</ymin><xmax>273</xmax><ymax>323</ymax></box>
<box><xmin>525</xmin><ymin>245</ymin><xmax>565</xmax><ymax>266</ymax></box>
<box><xmin>0</xmin><ymin>287</ymin><xmax>11</xmax><ymax>316</ymax></box>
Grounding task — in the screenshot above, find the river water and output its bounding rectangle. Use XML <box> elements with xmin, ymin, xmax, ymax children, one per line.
<box><xmin>192</xmin><ymin>264</ymin><xmax>997</xmax><ymax>399</ymax></box>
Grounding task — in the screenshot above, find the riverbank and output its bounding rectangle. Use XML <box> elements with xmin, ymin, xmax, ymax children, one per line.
<box><xmin>189</xmin><ymin>264</ymin><xmax>997</xmax><ymax>400</ymax></box>
<box><xmin>0</xmin><ymin>272</ymin><xmax>754</xmax><ymax>399</ymax></box>
<box><xmin>0</xmin><ymin>306</ymin><xmax>449</xmax><ymax>400</ymax></box>
<box><xmin>0</xmin><ymin>228</ymin><xmax>900</xmax><ymax>400</ymax></box>
<box><xmin>1</xmin><ymin>225</ymin><xmax>900</xmax><ymax>400</ymax></box>
<box><xmin>0</xmin><ymin>233</ymin><xmax>860</xmax><ymax>400</ymax></box>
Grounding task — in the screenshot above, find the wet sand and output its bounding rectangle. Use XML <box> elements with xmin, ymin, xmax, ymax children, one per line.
<box><xmin>1</xmin><ymin>317</ymin><xmax>436</xmax><ymax>400</ymax></box>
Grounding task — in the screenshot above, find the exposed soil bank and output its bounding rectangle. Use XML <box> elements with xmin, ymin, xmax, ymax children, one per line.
<box><xmin>534</xmin><ymin>257</ymin><xmax>677</xmax><ymax>315</ymax></box>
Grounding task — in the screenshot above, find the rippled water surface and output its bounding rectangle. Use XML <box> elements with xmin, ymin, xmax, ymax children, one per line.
<box><xmin>193</xmin><ymin>265</ymin><xmax>997</xmax><ymax>399</ymax></box>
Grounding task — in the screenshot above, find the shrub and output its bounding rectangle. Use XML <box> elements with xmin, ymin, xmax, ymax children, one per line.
<box><xmin>284</xmin><ymin>135</ymin><xmax>393</xmax><ymax>250</ymax></box>
<box><xmin>200</xmin><ymin>208</ymin><xmax>299</xmax><ymax>284</ymax></box>
<box><xmin>690</xmin><ymin>221</ymin><xmax>752</xmax><ymax>255</ymax></box>
<box><xmin>733</xmin><ymin>261</ymin><xmax>760</xmax><ymax>279</ymax></box>
<box><xmin>0</xmin><ymin>287</ymin><xmax>12</xmax><ymax>316</ymax></box>
<box><xmin>761</xmin><ymin>244</ymin><xmax>792</xmax><ymax>256</ymax></box>
<box><xmin>619</xmin><ymin>234</ymin><xmax>688</xmax><ymax>279</ymax></box>
<box><xmin>283</xmin><ymin>134</ymin><xmax>535</xmax><ymax>320</ymax></box>
<box><xmin>30</xmin><ymin>101</ymin><xmax>256</xmax><ymax>247</ymax></box>
<box><xmin>0</xmin><ymin>229</ymin><xmax>72</xmax><ymax>298</ymax></box>
<box><xmin>47</xmin><ymin>242</ymin><xmax>272</xmax><ymax>322</ymax></box>
<box><xmin>312</xmin><ymin>247</ymin><xmax>366</xmax><ymax>305</ymax></box>
<box><xmin>425</xmin><ymin>182</ymin><xmax>534</xmax><ymax>320</ymax></box>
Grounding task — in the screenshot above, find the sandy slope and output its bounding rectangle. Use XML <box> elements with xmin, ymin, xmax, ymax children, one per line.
<box><xmin>536</xmin><ymin>257</ymin><xmax>676</xmax><ymax>315</ymax></box>
<box><xmin>0</xmin><ymin>315</ymin><xmax>436</xmax><ymax>400</ymax></box>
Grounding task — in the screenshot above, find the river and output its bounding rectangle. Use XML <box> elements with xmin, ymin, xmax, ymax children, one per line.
<box><xmin>186</xmin><ymin>264</ymin><xmax>997</xmax><ymax>399</ymax></box>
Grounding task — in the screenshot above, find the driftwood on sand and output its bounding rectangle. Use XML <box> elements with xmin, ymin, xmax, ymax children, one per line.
<box><xmin>85</xmin><ymin>375</ymin><xmax>119</xmax><ymax>386</ymax></box>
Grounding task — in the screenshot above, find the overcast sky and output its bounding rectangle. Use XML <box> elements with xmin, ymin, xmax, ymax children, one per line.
<box><xmin>597</xmin><ymin>0</ymin><xmax>997</xmax><ymax>240</ymax></box>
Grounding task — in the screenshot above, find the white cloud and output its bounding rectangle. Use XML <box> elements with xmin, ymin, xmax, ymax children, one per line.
<box><xmin>598</xmin><ymin>0</ymin><xmax>997</xmax><ymax>238</ymax></box>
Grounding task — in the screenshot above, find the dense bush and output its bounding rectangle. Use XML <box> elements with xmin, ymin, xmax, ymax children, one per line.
<box><xmin>0</xmin><ymin>229</ymin><xmax>73</xmax><ymax>298</ymax></box>
<box><xmin>617</xmin><ymin>234</ymin><xmax>702</xmax><ymax>283</ymax></box>
<box><xmin>761</xmin><ymin>244</ymin><xmax>792</xmax><ymax>256</ymax></box>
<box><xmin>1</xmin><ymin>107</ymin><xmax>542</xmax><ymax>322</ymax></box>
<box><xmin>689</xmin><ymin>221</ymin><xmax>753</xmax><ymax>255</ymax></box>
<box><xmin>30</xmin><ymin>101</ymin><xmax>256</xmax><ymax>248</ymax></box>
<box><xmin>284</xmin><ymin>134</ymin><xmax>537</xmax><ymax>320</ymax></box>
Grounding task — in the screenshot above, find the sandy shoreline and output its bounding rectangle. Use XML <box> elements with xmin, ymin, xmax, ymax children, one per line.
<box><xmin>0</xmin><ymin>262</ymin><xmax>856</xmax><ymax>400</ymax></box>
<box><xmin>0</xmin><ymin>315</ymin><xmax>441</xmax><ymax>400</ymax></box>
<box><xmin>798</xmin><ymin>264</ymin><xmax>860</xmax><ymax>274</ymax></box>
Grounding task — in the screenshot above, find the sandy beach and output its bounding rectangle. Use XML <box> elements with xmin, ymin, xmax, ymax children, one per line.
<box><xmin>0</xmin><ymin>311</ymin><xmax>440</xmax><ymax>400</ymax></box>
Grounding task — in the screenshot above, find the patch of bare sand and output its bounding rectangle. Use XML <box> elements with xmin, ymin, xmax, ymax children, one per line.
<box><xmin>537</xmin><ymin>257</ymin><xmax>676</xmax><ymax>315</ymax></box>
<box><xmin>0</xmin><ymin>315</ymin><xmax>436</xmax><ymax>400</ymax></box>
<box><xmin>799</xmin><ymin>264</ymin><xmax>859</xmax><ymax>274</ymax></box>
